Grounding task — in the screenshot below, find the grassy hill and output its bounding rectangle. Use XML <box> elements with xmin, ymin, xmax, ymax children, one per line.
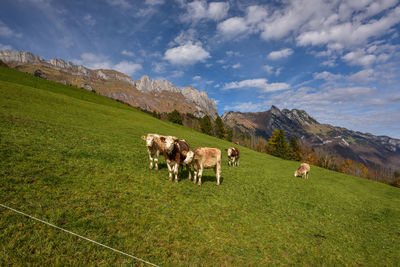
<box><xmin>0</xmin><ymin>66</ymin><xmax>399</xmax><ymax>266</ymax></box>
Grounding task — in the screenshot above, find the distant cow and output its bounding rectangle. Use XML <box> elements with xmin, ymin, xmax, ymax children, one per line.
<box><xmin>141</xmin><ymin>133</ymin><xmax>165</xmax><ymax>170</ymax></box>
<box><xmin>184</xmin><ymin>147</ymin><xmax>222</xmax><ymax>186</ymax></box>
<box><xmin>294</xmin><ymin>163</ymin><xmax>310</xmax><ymax>179</ymax></box>
<box><xmin>225</xmin><ymin>147</ymin><xmax>240</xmax><ymax>167</ymax></box>
<box><xmin>160</xmin><ymin>136</ymin><xmax>191</xmax><ymax>182</ymax></box>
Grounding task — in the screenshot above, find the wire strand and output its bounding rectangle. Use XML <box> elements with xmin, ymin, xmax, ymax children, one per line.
<box><xmin>0</xmin><ymin>203</ymin><xmax>160</xmax><ymax>267</ymax></box>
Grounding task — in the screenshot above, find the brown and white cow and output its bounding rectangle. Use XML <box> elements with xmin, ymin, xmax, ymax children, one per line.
<box><xmin>225</xmin><ymin>147</ymin><xmax>240</xmax><ymax>167</ymax></box>
<box><xmin>160</xmin><ymin>136</ymin><xmax>191</xmax><ymax>182</ymax></box>
<box><xmin>294</xmin><ymin>163</ymin><xmax>310</xmax><ymax>179</ymax></box>
<box><xmin>183</xmin><ymin>147</ymin><xmax>222</xmax><ymax>186</ymax></box>
<box><xmin>141</xmin><ymin>133</ymin><xmax>165</xmax><ymax>170</ymax></box>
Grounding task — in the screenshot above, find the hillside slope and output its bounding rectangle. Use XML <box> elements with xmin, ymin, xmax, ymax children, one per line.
<box><xmin>222</xmin><ymin>107</ymin><xmax>400</xmax><ymax>171</ymax></box>
<box><xmin>0</xmin><ymin>66</ymin><xmax>399</xmax><ymax>266</ymax></box>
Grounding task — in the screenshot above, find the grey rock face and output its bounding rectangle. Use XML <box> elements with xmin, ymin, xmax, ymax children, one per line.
<box><xmin>182</xmin><ymin>86</ymin><xmax>218</xmax><ymax>120</ymax></box>
<box><xmin>0</xmin><ymin>50</ymin><xmax>46</xmax><ymax>64</ymax></box>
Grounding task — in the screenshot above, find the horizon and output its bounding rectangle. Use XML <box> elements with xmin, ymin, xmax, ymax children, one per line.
<box><xmin>1</xmin><ymin>0</ymin><xmax>400</xmax><ymax>138</ymax></box>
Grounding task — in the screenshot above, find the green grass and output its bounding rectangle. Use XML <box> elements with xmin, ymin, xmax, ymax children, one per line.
<box><xmin>1</xmin><ymin>66</ymin><xmax>399</xmax><ymax>266</ymax></box>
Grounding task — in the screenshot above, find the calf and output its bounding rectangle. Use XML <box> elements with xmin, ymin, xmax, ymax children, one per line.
<box><xmin>183</xmin><ymin>147</ymin><xmax>222</xmax><ymax>186</ymax></box>
<box><xmin>141</xmin><ymin>133</ymin><xmax>165</xmax><ymax>170</ymax></box>
<box><xmin>225</xmin><ymin>147</ymin><xmax>240</xmax><ymax>167</ymax></box>
<box><xmin>160</xmin><ymin>136</ymin><xmax>191</xmax><ymax>182</ymax></box>
<box><xmin>294</xmin><ymin>163</ymin><xmax>311</xmax><ymax>179</ymax></box>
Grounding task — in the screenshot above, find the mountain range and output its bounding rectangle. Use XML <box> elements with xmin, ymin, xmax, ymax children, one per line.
<box><xmin>222</xmin><ymin>106</ymin><xmax>400</xmax><ymax>171</ymax></box>
<box><xmin>0</xmin><ymin>50</ymin><xmax>218</xmax><ymax>120</ymax></box>
<box><xmin>1</xmin><ymin>50</ymin><xmax>399</xmax><ymax>172</ymax></box>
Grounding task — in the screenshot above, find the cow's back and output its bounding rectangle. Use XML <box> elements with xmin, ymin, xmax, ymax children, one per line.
<box><xmin>196</xmin><ymin>147</ymin><xmax>221</xmax><ymax>168</ymax></box>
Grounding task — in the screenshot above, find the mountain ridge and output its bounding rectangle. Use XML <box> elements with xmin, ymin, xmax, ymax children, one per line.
<box><xmin>222</xmin><ymin>106</ymin><xmax>400</xmax><ymax>171</ymax></box>
<box><xmin>0</xmin><ymin>50</ymin><xmax>218</xmax><ymax>119</ymax></box>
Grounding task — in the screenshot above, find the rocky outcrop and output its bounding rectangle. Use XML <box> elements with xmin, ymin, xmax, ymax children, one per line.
<box><xmin>0</xmin><ymin>50</ymin><xmax>46</xmax><ymax>64</ymax></box>
<box><xmin>182</xmin><ymin>86</ymin><xmax>218</xmax><ymax>120</ymax></box>
<box><xmin>0</xmin><ymin>50</ymin><xmax>219</xmax><ymax>120</ymax></box>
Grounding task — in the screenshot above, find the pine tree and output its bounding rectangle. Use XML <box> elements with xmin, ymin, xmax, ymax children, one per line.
<box><xmin>266</xmin><ymin>129</ymin><xmax>289</xmax><ymax>159</ymax></box>
<box><xmin>289</xmin><ymin>136</ymin><xmax>301</xmax><ymax>161</ymax></box>
<box><xmin>200</xmin><ymin>115</ymin><xmax>212</xmax><ymax>135</ymax></box>
<box><xmin>214</xmin><ymin>116</ymin><xmax>225</xmax><ymax>138</ymax></box>
<box><xmin>167</xmin><ymin>109</ymin><xmax>182</xmax><ymax>125</ymax></box>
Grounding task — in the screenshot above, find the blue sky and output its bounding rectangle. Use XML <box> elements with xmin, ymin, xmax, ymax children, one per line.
<box><xmin>1</xmin><ymin>0</ymin><xmax>400</xmax><ymax>138</ymax></box>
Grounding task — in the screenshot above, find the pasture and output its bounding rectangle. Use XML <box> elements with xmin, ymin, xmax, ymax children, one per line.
<box><xmin>0</xmin><ymin>66</ymin><xmax>399</xmax><ymax>266</ymax></box>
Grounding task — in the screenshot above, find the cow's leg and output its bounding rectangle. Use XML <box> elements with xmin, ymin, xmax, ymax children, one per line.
<box><xmin>193</xmin><ymin>170</ymin><xmax>198</xmax><ymax>184</ymax></box>
<box><xmin>174</xmin><ymin>163</ymin><xmax>179</xmax><ymax>183</ymax></box>
<box><xmin>149</xmin><ymin>154</ymin><xmax>154</xmax><ymax>170</ymax></box>
<box><xmin>215</xmin><ymin>165</ymin><xmax>221</xmax><ymax>186</ymax></box>
<box><xmin>167</xmin><ymin>161</ymin><xmax>173</xmax><ymax>181</ymax></box>
<box><xmin>154</xmin><ymin>150</ymin><xmax>159</xmax><ymax>171</ymax></box>
<box><xmin>187</xmin><ymin>164</ymin><xmax>192</xmax><ymax>180</ymax></box>
<box><xmin>198</xmin><ymin>167</ymin><xmax>203</xmax><ymax>186</ymax></box>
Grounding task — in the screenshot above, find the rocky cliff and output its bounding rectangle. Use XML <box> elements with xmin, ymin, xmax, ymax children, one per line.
<box><xmin>222</xmin><ymin>106</ymin><xmax>400</xmax><ymax>171</ymax></box>
<box><xmin>0</xmin><ymin>50</ymin><xmax>218</xmax><ymax>119</ymax></box>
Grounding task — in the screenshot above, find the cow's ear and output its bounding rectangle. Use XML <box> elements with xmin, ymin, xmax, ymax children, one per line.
<box><xmin>182</xmin><ymin>151</ymin><xmax>187</xmax><ymax>156</ymax></box>
<box><xmin>174</xmin><ymin>139</ymin><xmax>179</xmax><ymax>144</ymax></box>
<box><xmin>141</xmin><ymin>135</ymin><xmax>146</xmax><ymax>140</ymax></box>
<box><xmin>160</xmin><ymin>136</ymin><xmax>165</xmax><ymax>142</ymax></box>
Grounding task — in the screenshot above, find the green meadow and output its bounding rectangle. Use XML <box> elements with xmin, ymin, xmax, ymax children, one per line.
<box><xmin>0</xmin><ymin>66</ymin><xmax>399</xmax><ymax>266</ymax></box>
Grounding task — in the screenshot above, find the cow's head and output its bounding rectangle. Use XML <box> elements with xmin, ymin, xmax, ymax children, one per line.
<box><xmin>142</xmin><ymin>134</ymin><xmax>155</xmax><ymax>148</ymax></box>
<box><xmin>183</xmin><ymin>150</ymin><xmax>194</xmax><ymax>165</ymax></box>
<box><xmin>161</xmin><ymin>136</ymin><xmax>178</xmax><ymax>153</ymax></box>
<box><xmin>226</xmin><ymin>147</ymin><xmax>233</xmax><ymax>158</ymax></box>
<box><xmin>294</xmin><ymin>170</ymin><xmax>299</xmax><ymax>177</ymax></box>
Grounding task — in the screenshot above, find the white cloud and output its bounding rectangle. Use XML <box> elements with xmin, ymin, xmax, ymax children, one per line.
<box><xmin>232</xmin><ymin>63</ymin><xmax>241</xmax><ymax>69</ymax></box>
<box><xmin>121</xmin><ymin>50</ymin><xmax>135</xmax><ymax>57</ymax></box>
<box><xmin>181</xmin><ymin>1</ymin><xmax>229</xmax><ymax>22</ymax></box>
<box><xmin>0</xmin><ymin>20</ymin><xmax>22</xmax><ymax>38</ymax></box>
<box><xmin>164</xmin><ymin>42</ymin><xmax>210</xmax><ymax>65</ymax></box>
<box><xmin>267</xmin><ymin>48</ymin><xmax>293</xmax><ymax>60</ymax></box>
<box><xmin>83</xmin><ymin>14</ymin><xmax>96</xmax><ymax>26</ymax></box>
<box><xmin>264</xmin><ymin>65</ymin><xmax>282</xmax><ymax>76</ymax></box>
<box><xmin>223</xmin><ymin>78</ymin><xmax>290</xmax><ymax>92</ymax></box>
<box><xmin>217</xmin><ymin>17</ymin><xmax>248</xmax><ymax>38</ymax></box>
<box><xmin>313</xmin><ymin>71</ymin><xmax>343</xmax><ymax>81</ymax></box>
<box><xmin>0</xmin><ymin>43</ymin><xmax>13</xmax><ymax>50</ymax></box>
<box><xmin>193</xmin><ymin>75</ymin><xmax>201</xmax><ymax>80</ymax></box>
<box><xmin>72</xmin><ymin>53</ymin><xmax>142</xmax><ymax>76</ymax></box>
<box><xmin>114</xmin><ymin>61</ymin><xmax>142</xmax><ymax>75</ymax></box>
<box><xmin>342</xmin><ymin>50</ymin><xmax>377</xmax><ymax>66</ymax></box>
<box><xmin>106</xmin><ymin>0</ymin><xmax>131</xmax><ymax>8</ymax></box>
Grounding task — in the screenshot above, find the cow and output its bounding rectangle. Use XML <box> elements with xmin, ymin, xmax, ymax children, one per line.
<box><xmin>160</xmin><ymin>136</ymin><xmax>191</xmax><ymax>182</ymax></box>
<box><xmin>141</xmin><ymin>133</ymin><xmax>165</xmax><ymax>171</ymax></box>
<box><xmin>183</xmin><ymin>147</ymin><xmax>222</xmax><ymax>186</ymax></box>
<box><xmin>294</xmin><ymin>163</ymin><xmax>311</xmax><ymax>179</ymax></box>
<box><xmin>225</xmin><ymin>147</ymin><xmax>240</xmax><ymax>167</ymax></box>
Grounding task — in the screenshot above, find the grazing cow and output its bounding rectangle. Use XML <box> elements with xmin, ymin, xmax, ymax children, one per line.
<box><xmin>183</xmin><ymin>147</ymin><xmax>222</xmax><ymax>186</ymax></box>
<box><xmin>294</xmin><ymin>163</ymin><xmax>311</xmax><ymax>179</ymax></box>
<box><xmin>225</xmin><ymin>147</ymin><xmax>240</xmax><ymax>167</ymax></box>
<box><xmin>141</xmin><ymin>133</ymin><xmax>165</xmax><ymax>170</ymax></box>
<box><xmin>160</xmin><ymin>136</ymin><xmax>191</xmax><ymax>182</ymax></box>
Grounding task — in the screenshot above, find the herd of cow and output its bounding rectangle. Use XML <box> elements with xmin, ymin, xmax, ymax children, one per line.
<box><xmin>141</xmin><ymin>133</ymin><xmax>240</xmax><ymax>186</ymax></box>
<box><xmin>141</xmin><ymin>133</ymin><xmax>310</xmax><ymax>186</ymax></box>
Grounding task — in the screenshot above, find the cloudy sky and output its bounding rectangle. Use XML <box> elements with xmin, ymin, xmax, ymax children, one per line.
<box><xmin>1</xmin><ymin>0</ymin><xmax>400</xmax><ymax>138</ymax></box>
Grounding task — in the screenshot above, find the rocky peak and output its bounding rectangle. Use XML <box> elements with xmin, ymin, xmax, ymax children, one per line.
<box><xmin>282</xmin><ymin>108</ymin><xmax>318</xmax><ymax>125</ymax></box>
<box><xmin>269</xmin><ymin>105</ymin><xmax>283</xmax><ymax>116</ymax></box>
<box><xmin>135</xmin><ymin>75</ymin><xmax>152</xmax><ymax>93</ymax></box>
<box><xmin>182</xmin><ymin>86</ymin><xmax>218</xmax><ymax>120</ymax></box>
<box><xmin>0</xmin><ymin>50</ymin><xmax>46</xmax><ymax>64</ymax></box>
